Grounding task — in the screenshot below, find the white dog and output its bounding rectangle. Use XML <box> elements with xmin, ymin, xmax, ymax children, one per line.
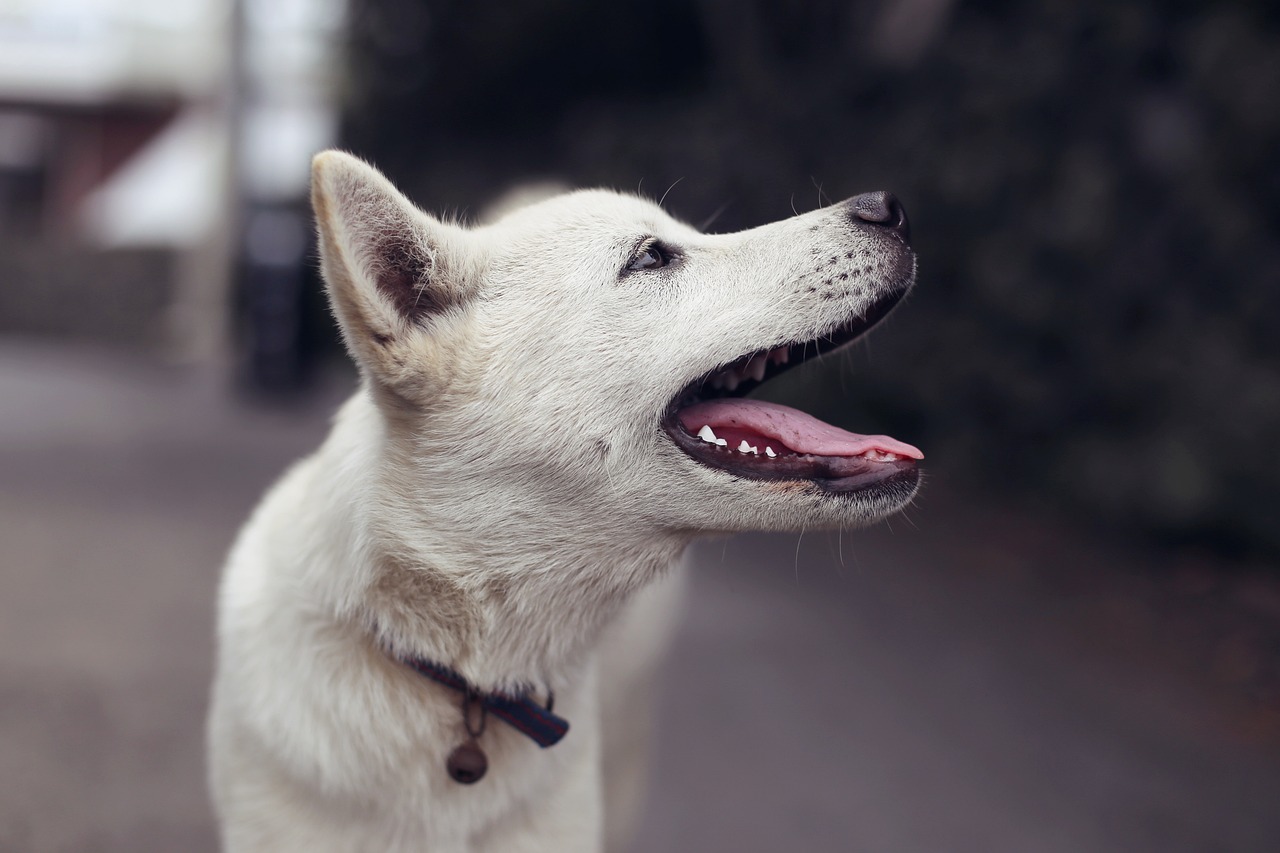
<box><xmin>207</xmin><ymin>151</ymin><xmax>923</xmax><ymax>852</ymax></box>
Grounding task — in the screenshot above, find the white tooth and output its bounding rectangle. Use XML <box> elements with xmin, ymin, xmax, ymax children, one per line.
<box><xmin>774</xmin><ymin>348</ymin><xmax>789</xmax><ymax>364</ymax></box>
<box><xmin>724</xmin><ymin>374</ymin><xmax>740</xmax><ymax>391</ymax></box>
<box><xmin>738</xmin><ymin>440</ymin><xmax>752</xmax><ymax>453</ymax></box>
<box><xmin>749</xmin><ymin>445</ymin><xmax>759</xmax><ymax>454</ymax></box>
<box><xmin>697</xmin><ymin>425</ymin><xmax>718</xmax><ymax>443</ymax></box>
<box><xmin>882</xmin><ymin>452</ymin><xmax>900</xmax><ymax>461</ymax></box>
<box><xmin>715</xmin><ymin>438</ymin><xmax>727</xmax><ymax>446</ymax></box>
<box><xmin>748</xmin><ymin>356</ymin><xmax>767</xmax><ymax>382</ymax></box>
<box><xmin>765</xmin><ymin>446</ymin><xmax>777</xmax><ymax>457</ymax></box>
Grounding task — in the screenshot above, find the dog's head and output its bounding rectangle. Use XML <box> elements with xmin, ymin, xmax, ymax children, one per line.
<box><xmin>312</xmin><ymin>151</ymin><xmax>921</xmax><ymax>538</ymax></box>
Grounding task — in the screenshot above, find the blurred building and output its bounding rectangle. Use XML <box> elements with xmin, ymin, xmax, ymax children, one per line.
<box><xmin>0</xmin><ymin>0</ymin><xmax>342</xmax><ymax>378</ymax></box>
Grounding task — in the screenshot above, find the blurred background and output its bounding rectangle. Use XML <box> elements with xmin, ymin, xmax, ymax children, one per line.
<box><xmin>1</xmin><ymin>0</ymin><xmax>1278</xmax><ymax>850</ymax></box>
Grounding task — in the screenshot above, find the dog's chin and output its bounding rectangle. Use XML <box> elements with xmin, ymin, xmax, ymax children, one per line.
<box><xmin>656</xmin><ymin>466</ymin><xmax>920</xmax><ymax>535</ymax></box>
<box><xmin>660</xmin><ymin>287</ymin><xmax>923</xmax><ymax>509</ymax></box>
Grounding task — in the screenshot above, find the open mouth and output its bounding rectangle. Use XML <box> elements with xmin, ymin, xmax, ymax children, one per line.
<box><xmin>662</xmin><ymin>289</ymin><xmax>922</xmax><ymax>494</ymax></box>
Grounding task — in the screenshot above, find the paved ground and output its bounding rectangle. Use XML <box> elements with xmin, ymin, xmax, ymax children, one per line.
<box><xmin>1</xmin><ymin>339</ymin><xmax>1277</xmax><ymax>852</ymax></box>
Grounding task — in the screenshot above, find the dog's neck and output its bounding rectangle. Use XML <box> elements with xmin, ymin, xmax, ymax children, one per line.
<box><xmin>317</xmin><ymin>391</ymin><xmax>689</xmax><ymax>696</ymax></box>
<box><xmin>363</xmin><ymin>528</ymin><xmax>685</xmax><ymax>694</ymax></box>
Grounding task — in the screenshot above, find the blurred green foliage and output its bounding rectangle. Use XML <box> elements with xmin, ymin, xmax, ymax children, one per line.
<box><xmin>341</xmin><ymin>0</ymin><xmax>1280</xmax><ymax>559</ymax></box>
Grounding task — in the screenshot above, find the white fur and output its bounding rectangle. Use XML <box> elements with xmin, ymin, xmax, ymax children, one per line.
<box><xmin>208</xmin><ymin>151</ymin><xmax>918</xmax><ymax>852</ymax></box>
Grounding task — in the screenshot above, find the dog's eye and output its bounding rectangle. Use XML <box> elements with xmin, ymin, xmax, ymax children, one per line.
<box><xmin>627</xmin><ymin>243</ymin><xmax>669</xmax><ymax>272</ymax></box>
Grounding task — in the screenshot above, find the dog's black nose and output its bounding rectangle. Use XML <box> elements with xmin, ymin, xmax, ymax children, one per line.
<box><xmin>849</xmin><ymin>192</ymin><xmax>909</xmax><ymax>241</ymax></box>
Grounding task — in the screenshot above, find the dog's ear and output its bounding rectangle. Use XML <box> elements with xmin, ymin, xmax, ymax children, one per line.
<box><xmin>311</xmin><ymin>150</ymin><xmax>475</xmax><ymax>391</ymax></box>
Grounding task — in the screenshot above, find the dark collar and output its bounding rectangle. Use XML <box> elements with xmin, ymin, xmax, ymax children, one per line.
<box><xmin>400</xmin><ymin>656</ymin><xmax>570</xmax><ymax>748</ymax></box>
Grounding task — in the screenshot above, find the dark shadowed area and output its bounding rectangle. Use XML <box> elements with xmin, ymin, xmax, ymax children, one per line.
<box><xmin>1</xmin><ymin>0</ymin><xmax>1278</xmax><ymax>851</ymax></box>
<box><xmin>342</xmin><ymin>0</ymin><xmax>1280</xmax><ymax>561</ymax></box>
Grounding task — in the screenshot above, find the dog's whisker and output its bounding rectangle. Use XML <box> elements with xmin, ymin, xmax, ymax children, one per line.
<box><xmin>698</xmin><ymin>199</ymin><xmax>732</xmax><ymax>232</ymax></box>
<box><xmin>658</xmin><ymin>177</ymin><xmax>683</xmax><ymax>209</ymax></box>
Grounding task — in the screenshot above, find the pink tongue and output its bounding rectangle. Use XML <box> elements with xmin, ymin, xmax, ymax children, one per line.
<box><xmin>678</xmin><ymin>399</ymin><xmax>923</xmax><ymax>459</ymax></box>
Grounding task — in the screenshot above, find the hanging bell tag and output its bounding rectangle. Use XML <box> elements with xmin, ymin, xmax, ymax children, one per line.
<box><xmin>446</xmin><ymin>740</ymin><xmax>488</xmax><ymax>783</ymax></box>
<box><xmin>447</xmin><ymin>691</ymin><xmax>489</xmax><ymax>784</ymax></box>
